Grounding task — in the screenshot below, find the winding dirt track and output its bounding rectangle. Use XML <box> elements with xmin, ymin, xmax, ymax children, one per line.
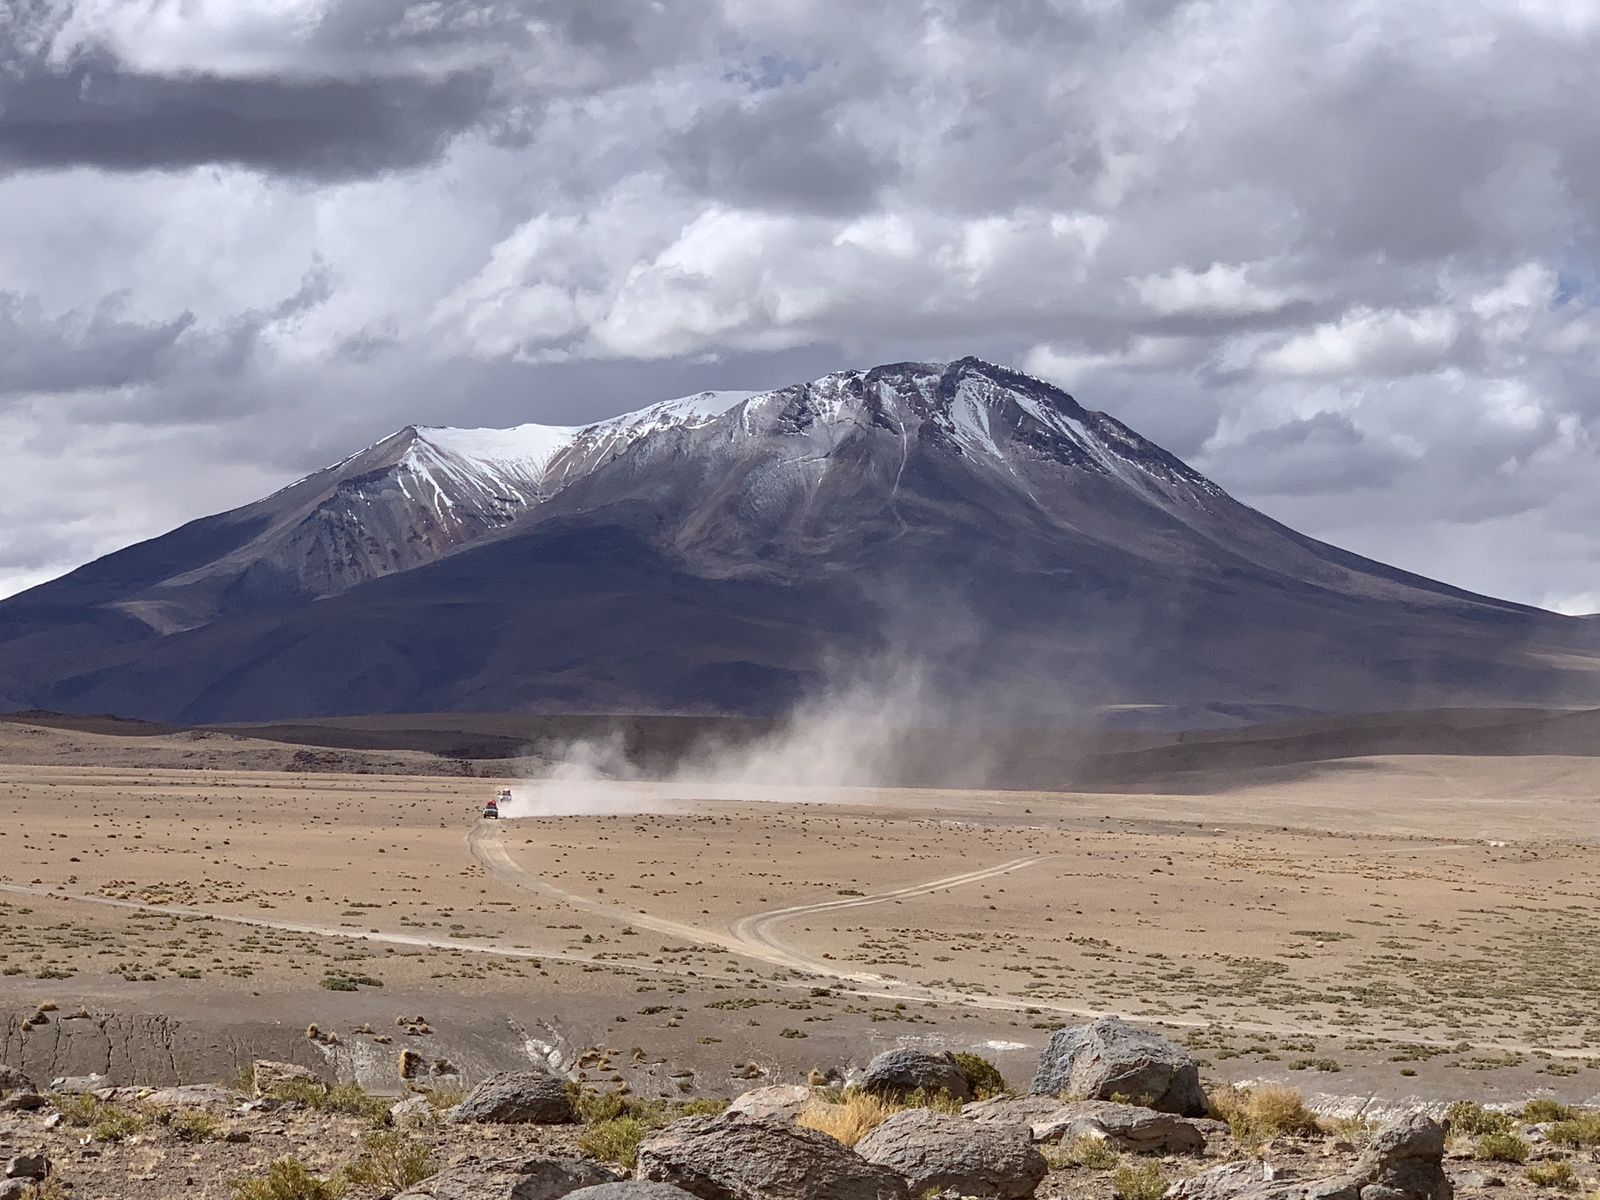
<box><xmin>466</xmin><ymin>820</ymin><xmax>1051</xmax><ymax>985</ymax></box>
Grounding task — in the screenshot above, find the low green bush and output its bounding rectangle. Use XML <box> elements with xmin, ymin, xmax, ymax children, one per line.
<box><xmin>1474</xmin><ymin>1133</ymin><xmax>1531</xmax><ymax>1163</ymax></box>
<box><xmin>1112</xmin><ymin>1160</ymin><xmax>1166</xmax><ymax>1200</ymax></box>
<box><xmin>230</xmin><ymin>1158</ymin><xmax>346</xmax><ymax>1200</ymax></box>
<box><xmin>1447</xmin><ymin>1101</ymin><xmax>1515</xmax><ymax>1138</ymax></box>
<box><xmin>950</xmin><ymin>1052</ymin><xmax>1007</xmax><ymax>1100</ymax></box>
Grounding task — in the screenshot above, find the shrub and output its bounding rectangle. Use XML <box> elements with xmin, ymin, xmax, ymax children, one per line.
<box><xmin>578</xmin><ymin>1116</ymin><xmax>652</xmax><ymax>1168</ymax></box>
<box><xmin>50</xmin><ymin>1094</ymin><xmax>145</xmax><ymax>1142</ymax></box>
<box><xmin>1525</xmin><ymin>1161</ymin><xmax>1578</xmax><ymax>1190</ymax></box>
<box><xmin>1209</xmin><ymin>1084</ymin><xmax>1322</xmax><ymax>1146</ymax></box>
<box><xmin>167</xmin><ymin>1108</ymin><xmax>221</xmax><ymax>1142</ymax></box>
<box><xmin>796</xmin><ymin>1092</ymin><xmax>900</xmax><ymax>1147</ymax></box>
<box><xmin>1045</xmin><ymin>1133</ymin><xmax>1120</xmax><ymax>1170</ymax></box>
<box><xmin>1447</xmin><ymin>1101</ymin><xmax>1516</xmax><ymax>1137</ymax></box>
<box><xmin>230</xmin><ymin>1158</ymin><xmax>347</xmax><ymax>1200</ymax></box>
<box><xmin>903</xmin><ymin>1086</ymin><xmax>964</xmax><ymax>1115</ymax></box>
<box><xmin>572</xmin><ymin>1092</ymin><xmax>729</xmax><ymax>1166</ymax></box>
<box><xmin>263</xmin><ymin>1078</ymin><xmax>389</xmax><ymax>1123</ymax></box>
<box><xmin>342</xmin><ymin>1130</ymin><xmax>435</xmax><ymax>1193</ymax></box>
<box><xmin>1548</xmin><ymin>1113</ymin><xmax>1600</xmax><ymax>1149</ymax></box>
<box><xmin>1474</xmin><ymin>1133</ymin><xmax>1531</xmax><ymax>1163</ymax></box>
<box><xmin>951</xmin><ymin>1052</ymin><xmax>1007</xmax><ymax>1100</ymax></box>
<box><xmin>417</xmin><ymin>1086</ymin><xmax>465</xmax><ymax>1111</ymax></box>
<box><xmin>18</xmin><ymin>1181</ymin><xmax>71</xmax><ymax>1200</ymax></box>
<box><xmin>1524</xmin><ymin>1100</ymin><xmax>1575</xmax><ymax>1124</ymax></box>
<box><xmin>323</xmin><ymin>1082</ymin><xmax>391</xmax><ymax>1122</ymax></box>
<box><xmin>1112</xmin><ymin>1160</ymin><xmax>1166</xmax><ymax>1200</ymax></box>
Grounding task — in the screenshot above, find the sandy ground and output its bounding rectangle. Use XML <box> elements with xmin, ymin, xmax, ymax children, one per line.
<box><xmin>3</xmin><ymin>721</ymin><xmax>1600</xmax><ymax>1109</ymax></box>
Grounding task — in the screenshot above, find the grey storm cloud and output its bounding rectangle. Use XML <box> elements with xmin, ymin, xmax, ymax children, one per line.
<box><xmin>0</xmin><ymin>53</ymin><xmax>494</xmax><ymax>179</ymax></box>
<box><xmin>0</xmin><ymin>0</ymin><xmax>1598</xmax><ymax>611</ymax></box>
<box><xmin>667</xmin><ymin>83</ymin><xmax>900</xmax><ymax>216</ymax></box>
<box><xmin>0</xmin><ymin>291</ymin><xmax>193</xmax><ymax>394</ymax></box>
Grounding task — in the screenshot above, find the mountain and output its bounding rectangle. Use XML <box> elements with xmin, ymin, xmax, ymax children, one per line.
<box><xmin>3</xmin><ymin>356</ymin><xmax>1599</xmax><ymax>725</ymax></box>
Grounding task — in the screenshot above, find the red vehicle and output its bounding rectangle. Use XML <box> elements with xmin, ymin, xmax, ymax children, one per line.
<box><xmin>483</xmin><ymin>787</ymin><xmax>511</xmax><ymax>819</ymax></box>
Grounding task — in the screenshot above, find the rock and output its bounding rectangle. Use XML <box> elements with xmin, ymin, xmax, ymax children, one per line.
<box><xmin>450</xmin><ymin>1071</ymin><xmax>576</xmax><ymax>1125</ymax></box>
<box><xmin>727</xmin><ymin>1085</ymin><xmax>815</xmax><ymax>1121</ymax></box>
<box><xmin>397</xmin><ymin>1156</ymin><xmax>618</xmax><ymax>1200</ymax></box>
<box><xmin>1353</xmin><ymin>1113</ymin><xmax>1450</xmax><ymax>1200</ymax></box>
<box><xmin>565</xmin><ymin>1186</ymin><xmax>703</xmax><ymax>1200</ymax></box>
<box><xmin>1168</xmin><ymin>1161</ymin><xmax>1279</xmax><ymax>1200</ymax></box>
<box><xmin>0</xmin><ymin>1091</ymin><xmax>44</xmax><ymax>1114</ymax></box>
<box><xmin>252</xmin><ymin>1060</ymin><xmax>319</xmax><ymax>1097</ymax></box>
<box><xmin>1030</xmin><ymin>1100</ymin><xmax>1207</xmax><ymax>1153</ymax></box>
<box><xmin>0</xmin><ymin>1180</ymin><xmax>28</xmax><ymax>1200</ymax></box>
<box><xmin>860</xmin><ymin>1049</ymin><xmax>970</xmax><ymax>1102</ymax></box>
<box><xmin>3</xmin><ymin>1154</ymin><xmax>48</xmax><ymax>1180</ymax></box>
<box><xmin>392</xmin><ymin>1095</ymin><xmax>435</xmax><ymax>1122</ymax></box>
<box><xmin>142</xmin><ymin>1084</ymin><xmax>242</xmax><ymax>1110</ymax></box>
<box><xmin>0</xmin><ymin>1067</ymin><xmax>33</xmax><ymax>1094</ymax></box>
<box><xmin>637</xmin><ymin>1111</ymin><xmax>910</xmax><ymax>1200</ymax></box>
<box><xmin>1028</xmin><ymin>1017</ymin><xmax>1206</xmax><ymax>1116</ymax></box>
<box><xmin>856</xmin><ymin>1107</ymin><xmax>1047</xmax><ymax>1199</ymax></box>
<box><xmin>1163</xmin><ymin>1114</ymin><xmax>1449</xmax><ymax>1200</ymax></box>
<box><xmin>49</xmin><ymin>1073</ymin><xmax>112</xmax><ymax>1094</ymax></box>
<box><xmin>962</xmin><ymin>1097</ymin><xmax>1067</xmax><ymax>1129</ymax></box>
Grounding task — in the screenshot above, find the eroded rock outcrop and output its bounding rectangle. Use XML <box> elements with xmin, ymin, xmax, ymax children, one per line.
<box><xmin>860</xmin><ymin>1049</ymin><xmax>970</xmax><ymax>1102</ymax></box>
<box><xmin>855</xmin><ymin>1107</ymin><xmax>1047</xmax><ymax>1199</ymax></box>
<box><xmin>450</xmin><ymin>1070</ymin><xmax>576</xmax><ymax>1125</ymax></box>
<box><xmin>397</xmin><ymin>1155</ymin><xmax>617</xmax><ymax>1200</ymax></box>
<box><xmin>637</xmin><ymin>1111</ymin><xmax>910</xmax><ymax>1200</ymax></box>
<box><xmin>1165</xmin><ymin>1113</ymin><xmax>1450</xmax><ymax>1200</ymax></box>
<box><xmin>1029</xmin><ymin>1016</ymin><xmax>1206</xmax><ymax>1116</ymax></box>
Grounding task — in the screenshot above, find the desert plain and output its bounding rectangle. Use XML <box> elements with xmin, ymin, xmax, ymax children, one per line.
<box><xmin>3</xmin><ymin>714</ymin><xmax>1600</xmax><ymax>1198</ymax></box>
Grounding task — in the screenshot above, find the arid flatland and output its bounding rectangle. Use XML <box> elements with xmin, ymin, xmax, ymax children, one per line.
<box><xmin>1</xmin><ymin>717</ymin><xmax>1599</xmax><ymax>1109</ymax></box>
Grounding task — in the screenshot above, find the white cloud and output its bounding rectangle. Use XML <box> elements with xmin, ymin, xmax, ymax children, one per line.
<box><xmin>1132</xmin><ymin>263</ymin><xmax>1303</xmax><ymax>317</ymax></box>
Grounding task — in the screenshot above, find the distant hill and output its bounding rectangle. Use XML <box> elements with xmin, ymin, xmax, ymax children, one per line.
<box><xmin>3</xmin><ymin>357</ymin><xmax>1598</xmax><ymax>724</ymax></box>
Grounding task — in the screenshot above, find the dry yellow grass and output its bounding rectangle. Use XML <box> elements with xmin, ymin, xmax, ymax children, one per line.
<box><xmin>1209</xmin><ymin>1084</ymin><xmax>1323</xmax><ymax>1146</ymax></box>
<box><xmin>796</xmin><ymin>1093</ymin><xmax>900</xmax><ymax>1147</ymax></box>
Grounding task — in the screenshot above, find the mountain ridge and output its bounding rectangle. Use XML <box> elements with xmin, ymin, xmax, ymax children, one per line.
<box><xmin>0</xmin><ymin>356</ymin><xmax>1593</xmax><ymax>725</ymax></box>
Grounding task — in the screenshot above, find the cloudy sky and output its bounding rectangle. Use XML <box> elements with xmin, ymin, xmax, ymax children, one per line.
<box><xmin>1</xmin><ymin>0</ymin><xmax>1598</xmax><ymax>610</ymax></box>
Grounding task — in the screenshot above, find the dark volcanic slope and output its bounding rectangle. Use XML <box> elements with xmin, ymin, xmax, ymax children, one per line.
<box><xmin>3</xmin><ymin>357</ymin><xmax>1599</xmax><ymax>724</ymax></box>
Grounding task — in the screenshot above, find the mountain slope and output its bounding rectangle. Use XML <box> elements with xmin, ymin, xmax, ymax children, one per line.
<box><xmin>2</xmin><ymin>357</ymin><xmax>1597</xmax><ymax>725</ymax></box>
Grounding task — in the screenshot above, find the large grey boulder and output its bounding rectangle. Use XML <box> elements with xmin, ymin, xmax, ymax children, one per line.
<box><xmin>860</xmin><ymin>1048</ymin><xmax>970</xmax><ymax>1102</ymax></box>
<box><xmin>1029</xmin><ymin>1017</ymin><xmax>1206</xmax><ymax>1116</ymax></box>
<box><xmin>397</xmin><ymin>1155</ymin><xmax>618</xmax><ymax>1200</ymax></box>
<box><xmin>637</xmin><ymin>1111</ymin><xmax>910</xmax><ymax>1200</ymax></box>
<box><xmin>450</xmin><ymin>1071</ymin><xmax>576</xmax><ymax>1125</ymax></box>
<box><xmin>1353</xmin><ymin>1113</ymin><xmax>1450</xmax><ymax>1200</ymax></box>
<box><xmin>856</xmin><ymin>1107</ymin><xmax>1047</xmax><ymax>1199</ymax></box>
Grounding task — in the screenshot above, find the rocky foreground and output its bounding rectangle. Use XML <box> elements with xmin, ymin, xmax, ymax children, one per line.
<box><xmin>0</xmin><ymin>1016</ymin><xmax>1595</xmax><ymax>1200</ymax></box>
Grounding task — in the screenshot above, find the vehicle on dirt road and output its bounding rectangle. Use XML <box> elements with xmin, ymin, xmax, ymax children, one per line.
<box><xmin>483</xmin><ymin>787</ymin><xmax>511</xmax><ymax>819</ymax></box>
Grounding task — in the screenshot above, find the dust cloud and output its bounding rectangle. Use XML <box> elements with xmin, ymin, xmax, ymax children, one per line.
<box><xmin>497</xmin><ymin>660</ymin><xmax>974</xmax><ymax>817</ymax></box>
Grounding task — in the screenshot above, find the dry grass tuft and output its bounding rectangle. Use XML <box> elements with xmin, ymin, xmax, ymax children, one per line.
<box><xmin>1112</xmin><ymin>1160</ymin><xmax>1166</xmax><ymax>1200</ymax></box>
<box><xmin>1209</xmin><ymin>1084</ymin><xmax>1322</xmax><ymax>1146</ymax></box>
<box><xmin>1526</xmin><ymin>1161</ymin><xmax>1578</xmax><ymax>1191</ymax></box>
<box><xmin>229</xmin><ymin>1157</ymin><xmax>346</xmax><ymax>1200</ymax></box>
<box><xmin>1044</xmin><ymin>1133</ymin><xmax>1120</xmax><ymax>1170</ymax></box>
<box><xmin>796</xmin><ymin>1092</ymin><xmax>901</xmax><ymax>1147</ymax></box>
